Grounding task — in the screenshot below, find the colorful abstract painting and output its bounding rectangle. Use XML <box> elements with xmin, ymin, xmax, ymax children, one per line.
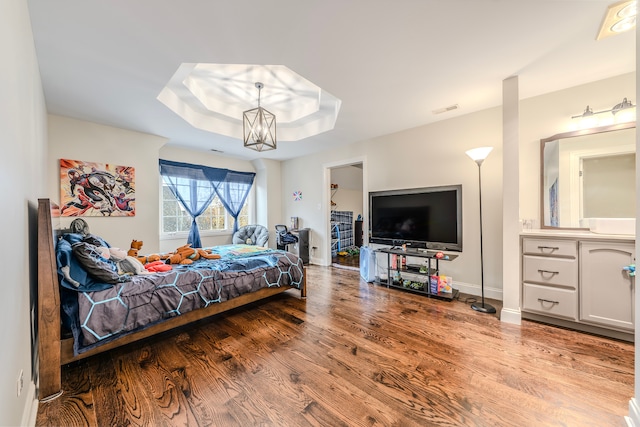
<box><xmin>293</xmin><ymin>191</ymin><xmax>302</xmax><ymax>201</ymax></box>
<box><xmin>60</xmin><ymin>159</ymin><xmax>136</xmax><ymax>217</ymax></box>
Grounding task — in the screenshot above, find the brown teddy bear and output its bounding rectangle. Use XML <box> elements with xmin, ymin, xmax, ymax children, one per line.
<box><xmin>165</xmin><ymin>244</ymin><xmax>220</xmax><ymax>265</ymax></box>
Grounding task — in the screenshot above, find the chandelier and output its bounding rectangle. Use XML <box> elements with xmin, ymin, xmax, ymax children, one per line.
<box><xmin>243</xmin><ymin>82</ymin><xmax>276</xmax><ymax>151</ymax></box>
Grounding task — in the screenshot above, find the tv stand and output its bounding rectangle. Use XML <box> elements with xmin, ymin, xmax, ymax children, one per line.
<box><xmin>376</xmin><ymin>247</ymin><xmax>458</xmax><ymax>301</ymax></box>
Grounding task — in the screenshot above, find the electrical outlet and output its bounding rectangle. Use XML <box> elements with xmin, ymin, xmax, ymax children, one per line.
<box><xmin>16</xmin><ymin>370</ymin><xmax>23</xmax><ymax>397</ymax></box>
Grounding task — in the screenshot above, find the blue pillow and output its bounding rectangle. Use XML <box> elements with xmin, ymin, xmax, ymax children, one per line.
<box><xmin>55</xmin><ymin>238</ymin><xmax>113</xmax><ymax>292</ymax></box>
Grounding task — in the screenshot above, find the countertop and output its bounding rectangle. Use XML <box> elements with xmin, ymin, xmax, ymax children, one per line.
<box><xmin>520</xmin><ymin>228</ymin><xmax>635</xmax><ymax>241</ymax></box>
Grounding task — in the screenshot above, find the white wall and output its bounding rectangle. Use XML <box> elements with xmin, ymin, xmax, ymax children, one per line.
<box><xmin>251</xmin><ymin>158</ymin><xmax>282</xmax><ymax>248</ymax></box>
<box><xmin>331</xmin><ymin>165</ymin><xmax>364</xmax><ymax>221</ymax></box>
<box><xmin>47</xmin><ymin>117</ymin><xmax>261</xmax><ymax>255</ymax></box>
<box><xmin>1</xmin><ymin>1</ymin><xmax>48</xmax><ymax>425</ymax></box>
<box><xmin>281</xmin><ymin>72</ymin><xmax>635</xmax><ymax>301</ymax></box>
<box><xmin>47</xmin><ymin>115</ymin><xmax>167</xmax><ymax>253</ymax></box>
<box><xmin>283</xmin><ymin>107</ymin><xmax>504</xmax><ymax>297</ymax></box>
<box><xmin>519</xmin><ymin>72</ymin><xmax>636</xmax><ymax>225</ymax></box>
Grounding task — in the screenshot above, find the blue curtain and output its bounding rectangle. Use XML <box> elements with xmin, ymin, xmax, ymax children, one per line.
<box><xmin>159</xmin><ymin>160</ymin><xmax>256</xmax><ymax>246</ymax></box>
<box><xmin>213</xmin><ymin>171</ymin><xmax>256</xmax><ymax>233</ymax></box>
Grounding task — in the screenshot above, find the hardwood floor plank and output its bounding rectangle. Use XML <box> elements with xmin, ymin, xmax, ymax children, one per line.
<box><xmin>37</xmin><ymin>265</ymin><xmax>633</xmax><ymax>426</ymax></box>
<box><xmin>92</xmin><ymin>351</ymin><xmax>157</xmax><ymax>427</ymax></box>
<box><xmin>35</xmin><ymin>360</ymin><xmax>96</xmax><ymax>427</ymax></box>
<box><xmin>131</xmin><ymin>344</ymin><xmax>202</xmax><ymax>426</ymax></box>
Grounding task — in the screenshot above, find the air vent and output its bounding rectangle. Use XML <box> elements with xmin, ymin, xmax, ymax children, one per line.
<box><xmin>432</xmin><ymin>104</ymin><xmax>459</xmax><ymax>115</ymax></box>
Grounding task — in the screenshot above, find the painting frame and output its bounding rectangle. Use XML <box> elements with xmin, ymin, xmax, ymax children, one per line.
<box><xmin>60</xmin><ymin>158</ymin><xmax>136</xmax><ymax>217</ymax></box>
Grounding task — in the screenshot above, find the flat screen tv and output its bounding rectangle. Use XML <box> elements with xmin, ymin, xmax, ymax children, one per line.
<box><xmin>369</xmin><ymin>185</ymin><xmax>462</xmax><ymax>252</ymax></box>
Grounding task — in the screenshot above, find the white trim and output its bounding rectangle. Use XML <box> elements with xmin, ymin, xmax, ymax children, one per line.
<box><xmin>22</xmin><ymin>382</ymin><xmax>38</xmax><ymax>427</ymax></box>
<box><xmin>453</xmin><ymin>280</ymin><xmax>502</xmax><ymax>301</ymax></box>
<box><xmin>626</xmin><ymin>398</ymin><xmax>640</xmax><ymax>426</ymax></box>
<box><xmin>500</xmin><ymin>307</ymin><xmax>522</xmax><ymax>325</ymax></box>
<box><xmin>160</xmin><ymin>230</ymin><xmax>233</xmax><ymax>241</ymax></box>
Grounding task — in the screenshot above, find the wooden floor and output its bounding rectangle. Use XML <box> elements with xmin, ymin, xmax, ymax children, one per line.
<box><xmin>36</xmin><ymin>265</ymin><xmax>634</xmax><ymax>426</ymax></box>
<box><xmin>332</xmin><ymin>253</ymin><xmax>360</xmax><ymax>269</ymax></box>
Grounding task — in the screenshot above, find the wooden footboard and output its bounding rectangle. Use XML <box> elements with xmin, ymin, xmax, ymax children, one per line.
<box><xmin>37</xmin><ymin>198</ymin><xmax>307</xmax><ymax>401</ymax></box>
<box><xmin>37</xmin><ymin>199</ymin><xmax>62</xmax><ymax>400</ymax></box>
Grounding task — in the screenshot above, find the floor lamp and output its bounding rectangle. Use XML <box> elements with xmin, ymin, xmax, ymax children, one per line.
<box><xmin>465</xmin><ymin>146</ymin><xmax>496</xmax><ymax>314</ymax></box>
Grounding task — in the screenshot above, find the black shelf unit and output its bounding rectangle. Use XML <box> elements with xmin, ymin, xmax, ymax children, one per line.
<box><xmin>376</xmin><ymin>247</ymin><xmax>459</xmax><ymax>301</ymax></box>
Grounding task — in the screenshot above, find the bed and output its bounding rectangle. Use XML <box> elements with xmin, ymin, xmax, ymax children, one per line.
<box><xmin>37</xmin><ymin>198</ymin><xmax>306</xmax><ymax>401</ymax></box>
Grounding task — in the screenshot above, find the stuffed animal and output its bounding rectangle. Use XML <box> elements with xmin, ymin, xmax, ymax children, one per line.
<box><xmin>128</xmin><ymin>239</ymin><xmax>143</xmax><ymax>256</ymax></box>
<box><xmin>97</xmin><ymin>246</ymin><xmax>148</xmax><ymax>276</ymax></box>
<box><xmin>144</xmin><ymin>260</ymin><xmax>172</xmax><ymax>273</ymax></box>
<box><xmin>165</xmin><ymin>244</ymin><xmax>221</xmax><ymax>265</ymax></box>
<box><xmin>128</xmin><ymin>239</ymin><xmax>163</xmax><ymax>264</ymax></box>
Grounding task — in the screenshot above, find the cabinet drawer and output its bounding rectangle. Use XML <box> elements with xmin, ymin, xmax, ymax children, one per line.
<box><xmin>522</xmin><ymin>283</ymin><xmax>577</xmax><ymax>320</ymax></box>
<box><xmin>523</xmin><ymin>255</ymin><xmax>578</xmax><ymax>288</ymax></box>
<box><xmin>522</xmin><ymin>238</ymin><xmax>577</xmax><ymax>258</ymax></box>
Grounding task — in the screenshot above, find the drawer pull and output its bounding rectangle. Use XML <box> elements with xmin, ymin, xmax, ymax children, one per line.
<box><xmin>537</xmin><ymin>298</ymin><xmax>559</xmax><ymax>305</ymax></box>
<box><xmin>537</xmin><ymin>245</ymin><xmax>559</xmax><ymax>251</ymax></box>
<box><xmin>537</xmin><ymin>269</ymin><xmax>559</xmax><ymax>275</ymax></box>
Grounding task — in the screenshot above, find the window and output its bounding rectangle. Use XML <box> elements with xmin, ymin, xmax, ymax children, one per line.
<box><xmin>159</xmin><ymin>159</ymin><xmax>256</xmax><ymax>246</ymax></box>
<box><xmin>161</xmin><ymin>180</ymin><xmax>250</xmax><ymax>234</ymax></box>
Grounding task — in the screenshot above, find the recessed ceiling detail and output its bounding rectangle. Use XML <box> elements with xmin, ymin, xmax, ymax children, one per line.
<box><xmin>157</xmin><ymin>63</ymin><xmax>341</xmax><ymax>142</ymax></box>
<box><xmin>596</xmin><ymin>0</ymin><xmax>637</xmax><ymax>40</ymax></box>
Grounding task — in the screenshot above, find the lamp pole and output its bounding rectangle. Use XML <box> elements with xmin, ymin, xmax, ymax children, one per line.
<box><xmin>465</xmin><ymin>147</ymin><xmax>496</xmax><ymax>314</ymax></box>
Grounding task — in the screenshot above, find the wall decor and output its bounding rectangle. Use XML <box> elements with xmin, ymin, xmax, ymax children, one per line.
<box><xmin>293</xmin><ymin>190</ymin><xmax>302</xmax><ymax>201</ymax></box>
<box><xmin>60</xmin><ymin>158</ymin><xmax>136</xmax><ymax>217</ymax></box>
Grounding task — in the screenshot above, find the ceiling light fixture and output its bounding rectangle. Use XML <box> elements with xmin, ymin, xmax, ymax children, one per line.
<box><xmin>571</xmin><ymin>97</ymin><xmax>636</xmax><ymax>128</ymax></box>
<box><xmin>596</xmin><ymin>0</ymin><xmax>638</xmax><ymax>40</ymax></box>
<box><xmin>243</xmin><ymin>82</ymin><xmax>276</xmax><ymax>152</ymax></box>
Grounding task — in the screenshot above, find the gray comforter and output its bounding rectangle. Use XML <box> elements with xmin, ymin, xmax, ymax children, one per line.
<box><xmin>71</xmin><ymin>247</ymin><xmax>303</xmax><ymax>353</ymax></box>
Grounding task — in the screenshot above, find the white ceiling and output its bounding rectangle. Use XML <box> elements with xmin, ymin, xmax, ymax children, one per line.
<box><xmin>27</xmin><ymin>0</ymin><xmax>636</xmax><ymax>161</ymax></box>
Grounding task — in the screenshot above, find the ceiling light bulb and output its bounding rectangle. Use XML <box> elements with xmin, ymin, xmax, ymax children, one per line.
<box><xmin>612</xmin><ymin>15</ymin><xmax>637</xmax><ymax>32</ymax></box>
<box><xmin>617</xmin><ymin>2</ymin><xmax>638</xmax><ymax>18</ymax></box>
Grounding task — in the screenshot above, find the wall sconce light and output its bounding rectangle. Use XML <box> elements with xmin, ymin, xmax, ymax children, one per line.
<box><xmin>571</xmin><ymin>97</ymin><xmax>636</xmax><ymax>128</ymax></box>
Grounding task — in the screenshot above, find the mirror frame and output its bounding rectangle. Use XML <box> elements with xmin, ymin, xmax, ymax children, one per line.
<box><xmin>540</xmin><ymin>121</ymin><xmax>636</xmax><ymax>230</ymax></box>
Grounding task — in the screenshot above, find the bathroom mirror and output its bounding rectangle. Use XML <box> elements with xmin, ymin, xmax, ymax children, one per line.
<box><xmin>540</xmin><ymin>122</ymin><xmax>636</xmax><ymax>230</ymax></box>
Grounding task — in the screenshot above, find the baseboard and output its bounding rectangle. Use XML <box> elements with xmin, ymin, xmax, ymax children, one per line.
<box><xmin>626</xmin><ymin>397</ymin><xmax>640</xmax><ymax>426</ymax></box>
<box><xmin>21</xmin><ymin>382</ymin><xmax>38</xmax><ymax>427</ymax></box>
<box><xmin>500</xmin><ymin>307</ymin><xmax>522</xmax><ymax>325</ymax></box>
<box><xmin>309</xmin><ymin>256</ymin><xmax>327</xmax><ymax>266</ymax></box>
<box><xmin>453</xmin><ymin>280</ymin><xmax>502</xmax><ymax>301</ymax></box>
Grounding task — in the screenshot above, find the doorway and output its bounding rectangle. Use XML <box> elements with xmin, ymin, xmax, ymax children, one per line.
<box><xmin>328</xmin><ymin>162</ymin><xmax>365</xmax><ymax>271</ymax></box>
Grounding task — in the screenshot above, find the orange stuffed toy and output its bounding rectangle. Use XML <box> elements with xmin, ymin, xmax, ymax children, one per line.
<box><xmin>128</xmin><ymin>239</ymin><xmax>164</xmax><ymax>264</ymax></box>
<box><xmin>128</xmin><ymin>240</ymin><xmax>220</xmax><ymax>266</ymax></box>
<box><xmin>165</xmin><ymin>244</ymin><xmax>220</xmax><ymax>265</ymax></box>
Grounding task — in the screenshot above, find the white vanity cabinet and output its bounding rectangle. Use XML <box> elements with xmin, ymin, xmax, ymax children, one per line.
<box><xmin>521</xmin><ymin>232</ymin><xmax>635</xmax><ymax>341</ymax></box>
<box><xmin>522</xmin><ymin>238</ymin><xmax>578</xmax><ymax>320</ymax></box>
<box><xmin>580</xmin><ymin>241</ymin><xmax>635</xmax><ymax>331</ymax></box>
